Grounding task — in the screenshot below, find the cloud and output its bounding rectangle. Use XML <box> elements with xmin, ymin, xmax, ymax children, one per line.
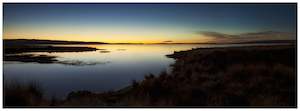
<box><xmin>197</xmin><ymin>31</ymin><xmax>295</xmax><ymax>43</ymax></box>
<box><xmin>240</xmin><ymin>31</ymin><xmax>295</xmax><ymax>38</ymax></box>
<box><xmin>197</xmin><ymin>31</ymin><xmax>237</xmax><ymax>38</ymax></box>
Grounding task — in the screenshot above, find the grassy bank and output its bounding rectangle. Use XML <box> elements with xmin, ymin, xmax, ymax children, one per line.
<box><xmin>4</xmin><ymin>45</ymin><xmax>296</xmax><ymax>107</ymax></box>
<box><xmin>4</xmin><ymin>81</ymin><xmax>48</xmax><ymax>106</ymax></box>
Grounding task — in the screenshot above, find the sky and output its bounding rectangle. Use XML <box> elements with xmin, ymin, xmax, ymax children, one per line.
<box><xmin>3</xmin><ymin>4</ymin><xmax>297</xmax><ymax>43</ymax></box>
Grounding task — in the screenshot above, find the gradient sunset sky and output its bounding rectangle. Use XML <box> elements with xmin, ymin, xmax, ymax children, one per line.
<box><xmin>3</xmin><ymin>4</ymin><xmax>296</xmax><ymax>43</ymax></box>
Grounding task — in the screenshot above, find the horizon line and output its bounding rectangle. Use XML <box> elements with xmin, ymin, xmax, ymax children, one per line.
<box><xmin>3</xmin><ymin>38</ymin><xmax>296</xmax><ymax>45</ymax></box>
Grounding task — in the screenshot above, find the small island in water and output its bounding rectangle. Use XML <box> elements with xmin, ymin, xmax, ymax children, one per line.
<box><xmin>3</xmin><ymin>39</ymin><xmax>104</xmax><ymax>64</ymax></box>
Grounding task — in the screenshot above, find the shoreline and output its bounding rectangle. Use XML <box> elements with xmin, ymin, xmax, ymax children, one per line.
<box><xmin>4</xmin><ymin>44</ymin><xmax>296</xmax><ymax>107</ymax></box>
<box><xmin>61</xmin><ymin>44</ymin><xmax>296</xmax><ymax>106</ymax></box>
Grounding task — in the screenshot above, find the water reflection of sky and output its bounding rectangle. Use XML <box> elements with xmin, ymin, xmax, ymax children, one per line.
<box><xmin>3</xmin><ymin>44</ymin><xmax>288</xmax><ymax>99</ymax></box>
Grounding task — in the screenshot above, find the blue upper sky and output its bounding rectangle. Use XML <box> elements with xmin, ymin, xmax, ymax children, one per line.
<box><xmin>3</xmin><ymin>4</ymin><xmax>297</xmax><ymax>43</ymax></box>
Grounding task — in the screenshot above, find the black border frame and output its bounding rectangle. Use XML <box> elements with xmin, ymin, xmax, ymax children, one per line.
<box><xmin>2</xmin><ymin>2</ymin><xmax>298</xmax><ymax>108</ymax></box>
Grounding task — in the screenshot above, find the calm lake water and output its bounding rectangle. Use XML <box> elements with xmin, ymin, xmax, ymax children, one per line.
<box><xmin>3</xmin><ymin>43</ymin><xmax>286</xmax><ymax>99</ymax></box>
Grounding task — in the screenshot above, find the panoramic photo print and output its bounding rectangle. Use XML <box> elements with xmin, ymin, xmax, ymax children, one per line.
<box><xmin>3</xmin><ymin>3</ymin><xmax>297</xmax><ymax>107</ymax></box>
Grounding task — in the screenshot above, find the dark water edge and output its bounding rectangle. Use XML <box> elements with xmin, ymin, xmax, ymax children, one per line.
<box><xmin>4</xmin><ymin>54</ymin><xmax>109</xmax><ymax>66</ymax></box>
<box><xmin>4</xmin><ymin>44</ymin><xmax>296</xmax><ymax>107</ymax></box>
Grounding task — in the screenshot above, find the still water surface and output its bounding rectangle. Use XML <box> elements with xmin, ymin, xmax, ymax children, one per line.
<box><xmin>3</xmin><ymin>44</ymin><xmax>283</xmax><ymax>98</ymax></box>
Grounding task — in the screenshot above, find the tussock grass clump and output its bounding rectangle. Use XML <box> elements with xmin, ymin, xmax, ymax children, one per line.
<box><xmin>4</xmin><ymin>81</ymin><xmax>47</xmax><ymax>106</ymax></box>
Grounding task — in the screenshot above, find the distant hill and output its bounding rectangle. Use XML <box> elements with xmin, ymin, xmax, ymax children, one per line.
<box><xmin>4</xmin><ymin>39</ymin><xmax>107</xmax><ymax>46</ymax></box>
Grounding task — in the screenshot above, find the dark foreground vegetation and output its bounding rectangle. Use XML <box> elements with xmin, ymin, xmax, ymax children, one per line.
<box><xmin>4</xmin><ymin>81</ymin><xmax>47</xmax><ymax>106</ymax></box>
<box><xmin>4</xmin><ymin>45</ymin><xmax>296</xmax><ymax>107</ymax></box>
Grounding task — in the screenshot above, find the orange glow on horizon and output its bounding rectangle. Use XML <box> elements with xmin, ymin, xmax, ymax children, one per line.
<box><xmin>3</xmin><ymin>32</ymin><xmax>212</xmax><ymax>44</ymax></box>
